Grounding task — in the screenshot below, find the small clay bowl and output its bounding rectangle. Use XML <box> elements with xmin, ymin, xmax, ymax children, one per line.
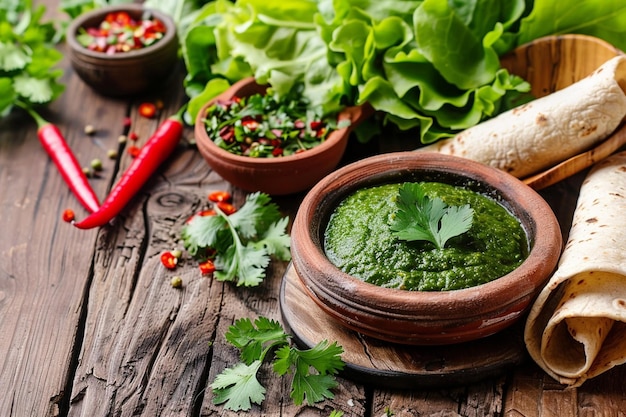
<box><xmin>290</xmin><ymin>152</ymin><xmax>562</xmax><ymax>345</ymax></box>
<box><xmin>195</xmin><ymin>77</ymin><xmax>372</xmax><ymax>195</ymax></box>
<box><xmin>66</xmin><ymin>4</ymin><xmax>179</xmax><ymax>97</ymax></box>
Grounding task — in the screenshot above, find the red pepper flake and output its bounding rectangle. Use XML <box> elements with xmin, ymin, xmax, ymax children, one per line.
<box><xmin>62</xmin><ymin>209</ymin><xmax>75</xmax><ymax>223</ymax></box>
<box><xmin>127</xmin><ymin>145</ymin><xmax>141</xmax><ymax>157</ymax></box>
<box><xmin>217</xmin><ymin>201</ymin><xmax>237</xmax><ymax>215</ymax></box>
<box><xmin>123</xmin><ymin>117</ymin><xmax>132</xmax><ymax>128</ymax></box>
<box><xmin>160</xmin><ymin>251</ymin><xmax>178</xmax><ymax>269</ymax></box>
<box><xmin>208</xmin><ymin>191</ymin><xmax>232</xmax><ymax>203</ymax></box>
<box><xmin>129</xmin><ymin>132</ymin><xmax>139</xmax><ymax>141</ymax></box>
<box><xmin>139</xmin><ymin>102</ymin><xmax>157</xmax><ymax>119</ymax></box>
<box><xmin>199</xmin><ymin>259</ymin><xmax>216</xmax><ymax>275</ymax></box>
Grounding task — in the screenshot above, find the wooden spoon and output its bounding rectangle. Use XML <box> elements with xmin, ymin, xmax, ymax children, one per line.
<box><xmin>522</xmin><ymin>122</ymin><xmax>626</xmax><ymax>190</ymax></box>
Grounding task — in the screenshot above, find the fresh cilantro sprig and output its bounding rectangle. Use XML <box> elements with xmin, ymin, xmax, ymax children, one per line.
<box><xmin>181</xmin><ymin>192</ymin><xmax>291</xmax><ymax>286</ymax></box>
<box><xmin>0</xmin><ymin>1</ymin><xmax>65</xmax><ymax>118</ymax></box>
<box><xmin>211</xmin><ymin>317</ymin><xmax>345</xmax><ymax>411</ymax></box>
<box><xmin>391</xmin><ymin>183</ymin><xmax>474</xmax><ymax>250</ymax></box>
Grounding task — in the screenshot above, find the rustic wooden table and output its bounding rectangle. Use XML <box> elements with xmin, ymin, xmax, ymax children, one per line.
<box><xmin>2</xmin><ymin>1</ymin><xmax>626</xmax><ymax>416</ymax></box>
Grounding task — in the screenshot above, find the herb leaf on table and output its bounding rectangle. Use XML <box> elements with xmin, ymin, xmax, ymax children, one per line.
<box><xmin>391</xmin><ymin>183</ymin><xmax>474</xmax><ymax>250</ymax></box>
<box><xmin>212</xmin><ymin>317</ymin><xmax>345</xmax><ymax>411</ymax></box>
<box><xmin>181</xmin><ymin>192</ymin><xmax>291</xmax><ymax>286</ymax></box>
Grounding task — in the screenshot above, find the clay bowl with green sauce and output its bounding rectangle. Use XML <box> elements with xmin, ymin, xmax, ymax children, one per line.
<box><xmin>66</xmin><ymin>4</ymin><xmax>179</xmax><ymax>97</ymax></box>
<box><xmin>195</xmin><ymin>77</ymin><xmax>373</xmax><ymax>196</ymax></box>
<box><xmin>290</xmin><ymin>152</ymin><xmax>562</xmax><ymax>345</ymax></box>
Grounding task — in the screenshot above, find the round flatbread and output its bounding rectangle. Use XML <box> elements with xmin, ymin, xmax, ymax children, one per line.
<box><xmin>524</xmin><ymin>150</ymin><xmax>626</xmax><ymax>387</ymax></box>
<box><xmin>422</xmin><ymin>56</ymin><xmax>626</xmax><ymax>179</ymax></box>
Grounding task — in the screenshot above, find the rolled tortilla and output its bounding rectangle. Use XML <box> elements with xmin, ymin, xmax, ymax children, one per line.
<box><xmin>524</xmin><ymin>151</ymin><xmax>626</xmax><ymax>387</ymax></box>
<box><xmin>422</xmin><ymin>56</ymin><xmax>626</xmax><ymax>179</ymax></box>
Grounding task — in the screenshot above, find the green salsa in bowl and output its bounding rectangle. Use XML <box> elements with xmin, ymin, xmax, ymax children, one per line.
<box><xmin>324</xmin><ymin>181</ymin><xmax>529</xmax><ymax>292</ymax></box>
<box><xmin>290</xmin><ymin>152</ymin><xmax>562</xmax><ymax>345</ymax></box>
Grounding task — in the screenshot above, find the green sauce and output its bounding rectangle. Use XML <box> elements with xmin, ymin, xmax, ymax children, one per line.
<box><xmin>323</xmin><ymin>182</ymin><xmax>528</xmax><ymax>291</ymax></box>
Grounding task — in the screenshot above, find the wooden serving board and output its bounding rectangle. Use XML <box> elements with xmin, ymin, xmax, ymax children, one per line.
<box><xmin>280</xmin><ymin>263</ymin><xmax>529</xmax><ymax>388</ymax></box>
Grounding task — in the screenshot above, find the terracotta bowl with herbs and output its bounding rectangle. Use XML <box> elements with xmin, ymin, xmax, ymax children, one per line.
<box><xmin>195</xmin><ymin>77</ymin><xmax>372</xmax><ymax>195</ymax></box>
<box><xmin>66</xmin><ymin>4</ymin><xmax>178</xmax><ymax>96</ymax></box>
<box><xmin>290</xmin><ymin>152</ymin><xmax>562</xmax><ymax>345</ymax></box>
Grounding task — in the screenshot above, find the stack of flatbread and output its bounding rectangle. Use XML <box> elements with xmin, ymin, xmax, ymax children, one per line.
<box><xmin>421</xmin><ymin>55</ymin><xmax>626</xmax><ymax>179</ymax></box>
<box><xmin>524</xmin><ymin>151</ymin><xmax>626</xmax><ymax>387</ymax></box>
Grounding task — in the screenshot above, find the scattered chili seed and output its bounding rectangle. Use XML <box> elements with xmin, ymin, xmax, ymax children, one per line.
<box><xmin>199</xmin><ymin>259</ymin><xmax>216</xmax><ymax>275</ymax></box>
<box><xmin>161</xmin><ymin>251</ymin><xmax>178</xmax><ymax>269</ymax></box>
<box><xmin>171</xmin><ymin>249</ymin><xmax>183</xmax><ymax>258</ymax></box>
<box><xmin>82</xmin><ymin>166</ymin><xmax>92</xmax><ymax>177</ymax></box>
<box><xmin>62</xmin><ymin>208</ymin><xmax>75</xmax><ymax>223</ymax></box>
<box><xmin>107</xmin><ymin>149</ymin><xmax>118</xmax><ymax>159</ymax></box>
<box><xmin>170</xmin><ymin>276</ymin><xmax>183</xmax><ymax>288</ymax></box>
<box><xmin>208</xmin><ymin>190</ymin><xmax>232</xmax><ymax>203</ymax></box>
<box><xmin>217</xmin><ymin>201</ymin><xmax>237</xmax><ymax>215</ymax></box>
<box><xmin>129</xmin><ymin>132</ymin><xmax>139</xmax><ymax>141</ymax></box>
<box><xmin>84</xmin><ymin>124</ymin><xmax>96</xmax><ymax>135</ymax></box>
<box><xmin>139</xmin><ymin>102</ymin><xmax>157</xmax><ymax>119</ymax></box>
<box><xmin>118</xmin><ymin>134</ymin><xmax>128</xmax><ymax>143</ymax></box>
<box><xmin>127</xmin><ymin>145</ymin><xmax>141</xmax><ymax>157</ymax></box>
<box><xmin>90</xmin><ymin>158</ymin><xmax>103</xmax><ymax>171</ymax></box>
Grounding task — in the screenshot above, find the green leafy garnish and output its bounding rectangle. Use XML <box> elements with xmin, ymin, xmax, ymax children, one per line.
<box><xmin>0</xmin><ymin>0</ymin><xmax>64</xmax><ymax>118</ymax></box>
<box><xmin>211</xmin><ymin>317</ymin><xmax>345</xmax><ymax>411</ymax></box>
<box><xmin>181</xmin><ymin>192</ymin><xmax>291</xmax><ymax>286</ymax></box>
<box><xmin>391</xmin><ymin>183</ymin><xmax>474</xmax><ymax>250</ymax></box>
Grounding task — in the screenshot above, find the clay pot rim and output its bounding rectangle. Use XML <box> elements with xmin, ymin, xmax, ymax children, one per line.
<box><xmin>66</xmin><ymin>4</ymin><xmax>178</xmax><ymax>62</ymax></box>
<box><xmin>291</xmin><ymin>151</ymin><xmax>563</xmax><ymax>319</ymax></box>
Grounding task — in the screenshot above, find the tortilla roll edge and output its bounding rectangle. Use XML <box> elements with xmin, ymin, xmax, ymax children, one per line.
<box><xmin>524</xmin><ymin>151</ymin><xmax>626</xmax><ymax>387</ymax></box>
<box><xmin>422</xmin><ymin>56</ymin><xmax>626</xmax><ymax>179</ymax></box>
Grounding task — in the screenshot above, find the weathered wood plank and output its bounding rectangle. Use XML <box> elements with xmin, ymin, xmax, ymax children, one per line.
<box><xmin>0</xmin><ymin>55</ymin><xmax>120</xmax><ymax>416</ymax></box>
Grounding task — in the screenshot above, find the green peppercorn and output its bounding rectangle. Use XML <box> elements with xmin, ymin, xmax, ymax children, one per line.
<box><xmin>171</xmin><ymin>276</ymin><xmax>183</xmax><ymax>288</ymax></box>
<box><xmin>90</xmin><ymin>158</ymin><xmax>103</xmax><ymax>171</ymax></box>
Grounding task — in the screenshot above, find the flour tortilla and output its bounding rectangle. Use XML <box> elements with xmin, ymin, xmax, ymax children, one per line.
<box><xmin>421</xmin><ymin>56</ymin><xmax>626</xmax><ymax>179</ymax></box>
<box><xmin>524</xmin><ymin>151</ymin><xmax>626</xmax><ymax>387</ymax></box>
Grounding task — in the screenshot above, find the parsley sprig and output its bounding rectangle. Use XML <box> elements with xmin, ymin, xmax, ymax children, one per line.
<box><xmin>211</xmin><ymin>317</ymin><xmax>345</xmax><ymax>411</ymax></box>
<box><xmin>181</xmin><ymin>192</ymin><xmax>291</xmax><ymax>286</ymax></box>
<box><xmin>0</xmin><ymin>1</ymin><xmax>64</xmax><ymax>117</ymax></box>
<box><xmin>391</xmin><ymin>183</ymin><xmax>474</xmax><ymax>250</ymax></box>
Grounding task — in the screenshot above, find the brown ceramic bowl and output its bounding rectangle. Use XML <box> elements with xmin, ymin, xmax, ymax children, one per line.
<box><xmin>290</xmin><ymin>152</ymin><xmax>562</xmax><ymax>345</ymax></box>
<box><xmin>195</xmin><ymin>77</ymin><xmax>372</xmax><ymax>195</ymax></box>
<box><xmin>66</xmin><ymin>4</ymin><xmax>179</xmax><ymax>97</ymax></box>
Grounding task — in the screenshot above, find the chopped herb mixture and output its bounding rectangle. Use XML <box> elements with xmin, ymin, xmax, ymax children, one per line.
<box><xmin>202</xmin><ymin>87</ymin><xmax>345</xmax><ymax>157</ymax></box>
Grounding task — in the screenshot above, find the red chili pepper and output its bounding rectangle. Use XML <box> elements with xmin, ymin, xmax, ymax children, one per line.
<box><xmin>139</xmin><ymin>102</ymin><xmax>157</xmax><ymax>119</ymax></box>
<box><xmin>160</xmin><ymin>251</ymin><xmax>178</xmax><ymax>269</ymax></box>
<box><xmin>27</xmin><ymin>109</ymin><xmax>100</xmax><ymax>213</ymax></box>
<box><xmin>73</xmin><ymin>111</ymin><xmax>184</xmax><ymax>229</ymax></box>
<box><xmin>208</xmin><ymin>191</ymin><xmax>231</xmax><ymax>203</ymax></box>
<box><xmin>62</xmin><ymin>209</ymin><xmax>75</xmax><ymax>223</ymax></box>
<box><xmin>216</xmin><ymin>201</ymin><xmax>237</xmax><ymax>215</ymax></box>
<box><xmin>199</xmin><ymin>259</ymin><xmax>216</xmax><ymax>275</ymax></box>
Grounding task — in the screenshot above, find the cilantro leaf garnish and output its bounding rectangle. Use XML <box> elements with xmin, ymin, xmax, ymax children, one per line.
<box><xmin>211</xmin><ymin>360</ymin><xmax>266</xmax><ymax>412</ymax></box>
<box><xmin>211</xmin><ymin>317</ymin><xmax>345</xmax><ymax>411</ymax></box>
<box><xmin>391</xmin><ymin>183</ymin><xmax>474</xmax><ymax>250</ymax></box>
<box><xmin>273</xmin><ymin>340</ymin><xmax>345</xmax><ymax>406</ymax></box>
<box><xmin>181</xmin><ymin>192</ymin><xmax>291</xmax><ymax>286</ymax></box>
<box><xmin>0</xmin><ymin>2</ymin><xmax>64</xmax><ymax>117</ymax></box>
